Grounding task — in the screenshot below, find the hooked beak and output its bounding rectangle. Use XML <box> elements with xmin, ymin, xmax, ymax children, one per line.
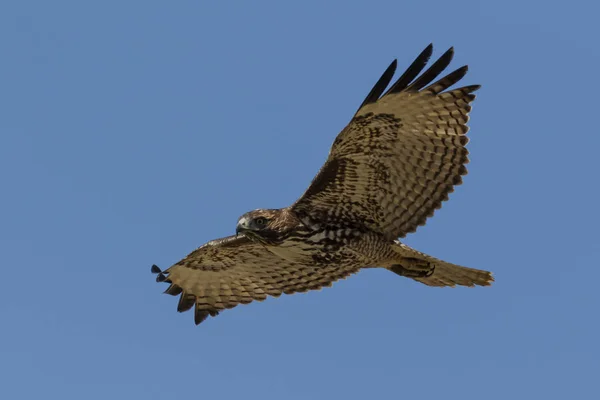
<box><xmin>236</xmin><ymin>217</ymin><xmax>250</xmax><ymax>236</ymax></box>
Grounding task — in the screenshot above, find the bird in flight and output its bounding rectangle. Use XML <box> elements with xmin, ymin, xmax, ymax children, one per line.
<box><xmin>152</xmin><ymin>44</ymin><xmax>493</xmax><ymax>325</ymax></box>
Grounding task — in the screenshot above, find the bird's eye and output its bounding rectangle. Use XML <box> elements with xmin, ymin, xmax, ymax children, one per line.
<box><xmin>254</xmin><ymin>218</ymin><xmax>267</xmax><ymax>227</ymax></box>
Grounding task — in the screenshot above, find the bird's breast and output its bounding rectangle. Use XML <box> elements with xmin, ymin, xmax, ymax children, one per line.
<box><xmin>266</xmin><ymin>228</ymin><xmax>363</xmax><ymax>264</ymax></box>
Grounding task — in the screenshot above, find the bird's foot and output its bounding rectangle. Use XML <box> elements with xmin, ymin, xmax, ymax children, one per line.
<box><xmin>390</xmin><ymin>258</ymin><xmax>435</xmax><ymax>278</ymax></box>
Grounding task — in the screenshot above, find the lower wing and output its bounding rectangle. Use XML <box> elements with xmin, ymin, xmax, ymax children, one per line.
<box><xmin>152</xmin><ymin>234</ymin><xmax>359</xmax><ymax>325</ymax></box>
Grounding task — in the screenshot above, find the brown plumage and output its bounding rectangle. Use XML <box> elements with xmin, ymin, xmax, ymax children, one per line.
<box><xmin>152</xmin><ymin>44</ymin><xmax>493</xmax><ymax>325</ymax></box>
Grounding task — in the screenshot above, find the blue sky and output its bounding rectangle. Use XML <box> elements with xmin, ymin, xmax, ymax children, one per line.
<box><xmin>1</xmin><ymin>1</ymin><xmax>599</xmax><ymax>399</ymax></box>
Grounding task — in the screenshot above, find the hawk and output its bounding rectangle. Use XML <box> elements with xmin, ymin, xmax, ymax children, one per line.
<box><xmin>152</xmin><ymin>44</ymin><xmax>493</xmax><ymax>325</ymax></box>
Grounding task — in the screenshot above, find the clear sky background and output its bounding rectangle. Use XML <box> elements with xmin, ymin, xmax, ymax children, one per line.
<box><xmin>1</xmin><ymin>1</ymin><xmax>599</xmax><ymax>399</ymax></box>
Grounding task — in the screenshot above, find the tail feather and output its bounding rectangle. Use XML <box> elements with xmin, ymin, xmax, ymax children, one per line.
<box><xmin>389</xmin><ymin>242</ymin><xmax>493</xmax><ymax>288</ymax></box>
<box><xmin>413</xmin><ymin>261</ymin><xmax>494</xmax><ymax>287</ymax></box>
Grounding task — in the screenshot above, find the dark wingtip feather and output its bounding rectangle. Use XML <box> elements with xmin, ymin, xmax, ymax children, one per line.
<box><xmin>156</xmin><ymin>273</ymin><xmax>168</xmax><ymax>282</ymax></box>
<box><xmin>194</xmin><ymin>305</ymin><xmax>220</xmax><ymax>325</ymax></box>
<box><xmin>177</xmin><ymin>293</ymin><xmax>196</xmax><ymax>313</ymax></box>
<box><xmin>164</xmin><ymin>284</ymin><xmax>183</xmax><ymax>296</ymax></box>
<box><xmin>384</xmin><ymin>44</ymin><xmax>434</xmax><ymax>96</ymax></box>
<box><xmin>355</xmin><ymin>59</ymin><xmax>397</xmax><ymax>113</ymax></box>
<box><xmin>425</xmin><ymin>65</ymin><xmax>469</xmax><ymax>94</ymax></box>
<box><xmin>194</xmin><ymin>305</ymin><xmax>219</xmax><ymax>325</ymax></box>
<box><xmin>195</xmin><ymin>310</ymin><xmax>209</xmax><ymax>325</ymax></box>
<box><xmin>151</xmin><ymin>264</ymin><xmax>162</xmax><ymax>274</ymax></box>
<box><xmin>405</xmin><ymin>47</ymin><xmax>454</xmax><ymax>92</ymax></box>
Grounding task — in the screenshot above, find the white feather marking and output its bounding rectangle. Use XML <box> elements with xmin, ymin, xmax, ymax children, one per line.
<box><xmin>310</xmin><ymin>231</ymin><xmax>328</xmax><ymax>242</ymax></box>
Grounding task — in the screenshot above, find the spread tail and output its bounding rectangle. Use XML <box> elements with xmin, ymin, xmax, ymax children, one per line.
<box><xmin>388</xmin><ymin>242</ymin><xmax>493</xmax><ymax>287</ymax></box>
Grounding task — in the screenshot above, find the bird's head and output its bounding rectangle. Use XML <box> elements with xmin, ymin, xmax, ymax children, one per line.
<box><xmin>236</xmin><ymin>208</ymin><xmax>297</xmax><ymax>245</ymax></box>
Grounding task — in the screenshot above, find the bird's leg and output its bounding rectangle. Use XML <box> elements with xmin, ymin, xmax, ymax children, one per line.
<box><xmin>389</xmin><ymin>257</ymin><xmax>435</xmax><ymax>278</ymax></box>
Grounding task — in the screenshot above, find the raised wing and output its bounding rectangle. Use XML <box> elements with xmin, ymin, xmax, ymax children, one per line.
<box><xmin>152</xmin><ymin>235</ymin><xmax>359</xmax><ymax>325</ymax></box>
<box><xmin>292</xmin><ymin>44</ymin><xmax>479</xmax><ymax>240</ymax></box>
